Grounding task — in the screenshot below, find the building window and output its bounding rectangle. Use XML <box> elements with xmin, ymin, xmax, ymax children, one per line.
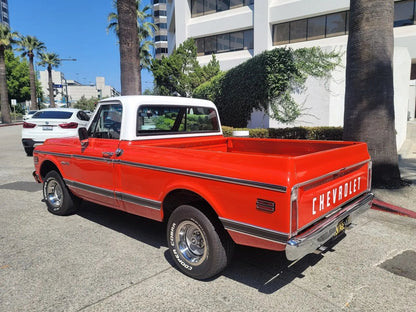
<box><xmin>272</xmin><ymin>22</ymin><xmax>289</xmax><ymax>45</ymax></box>
<box><xmin>153</xmin><ymin>0</ymin><xmax>166</xmax><ymax>3</ymax></box>
<box><xmin>290</xmin><ymin>19</ymin><xmax>307</xmax><ymax>43</ymax></box>
<box><xmin>272</xmin><ymin>1</ymin><xmax>416</xmax><ymax>46</ymax></box>
<box><xmin>155</xmin><ymin>35</ymin><xmax>167</xmax><ymax>42</ymax></box>
<box><xmin>195</xmin><ymin>29</ymin><xmax>253</xmax><ymax>55</ymax></box>
<box><xmin>326</xmin><ymin>12</ymin><xmax>347</xmax><ymax>37</ymax></box>
<box><xmin>394</xmin><ymin>0</ymin><xmax>416</xmax><ymax>27</ymax></box>
<box><xmin>156</xmin><ymin>23</ymin><xmax>167</xmax><ymax>29</ymax></box>
<box><xmin>191</xmin><ymin>0</ymin><xmax>253</xmax><ymax>17</ymax></box>
<box><xmin>307</xmin><ymin>16</ymin><xmax>326</xmax><ymax>40</ymax></box>
<box><xmin>154</xmin><ymin>10</ymin><xmax>167</xmax><ymax>17</ymax></box>
<box><xmin>217</xmin><ymin>0</ymin><xmax>230</xmax><ymax>12</ymax></box>
<box><xmin>156</xmin><ymin>47</ymin><xmax>168</xmax><ymax>54</ymax></box>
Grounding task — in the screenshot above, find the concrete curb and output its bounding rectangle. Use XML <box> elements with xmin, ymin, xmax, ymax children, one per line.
<box><xmin>372</xmin><ymin>198</ymin><xmax>416</xmax><ymax>219</ymax></box>
<box><xmin>0</xmin><ymin>122</ymin><xmax>23</xmax><ymax>127</ymax></box>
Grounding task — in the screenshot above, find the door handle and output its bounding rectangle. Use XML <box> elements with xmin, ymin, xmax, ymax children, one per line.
<box><xmin>102</xmin><ymin>151</ymin><xmax>114</xmax><ymax>158</ymax></box>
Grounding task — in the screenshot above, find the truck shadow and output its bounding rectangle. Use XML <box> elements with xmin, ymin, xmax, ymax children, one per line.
<box><xmin>76</xmin><ymin>200</ymin><xmax>345</xmax><ymax>294</ymax></box>
<box><xmin>222</xmin><ymin>235</ymin><xmax>345</xmax><ymax>294</ymax></box>
<box><xmin>76</xmin><ymin>200</ymin><xmax>167</xmax><ymax>250</ymax></box>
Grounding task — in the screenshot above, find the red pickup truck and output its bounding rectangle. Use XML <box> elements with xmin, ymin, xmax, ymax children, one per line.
<box><xmin>32</xmin><ymin>96</ymin><xmax>373</xmax><ymax>279</ymax></box>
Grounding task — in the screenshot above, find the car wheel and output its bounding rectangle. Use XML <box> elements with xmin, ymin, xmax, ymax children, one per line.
<box><xmin>43</xmin><ymin>170</ymin><xmax>80</xmax><ymax>216</ymax></box>
<box><xmin>24</xmin><ymin>147</ymin><xmax>33</xmax><ymax>157</ymax></box>
<box><xmin>167</xmin><ymin>205</ymin><xmax>233</xmax><ymax>280</ymax></box>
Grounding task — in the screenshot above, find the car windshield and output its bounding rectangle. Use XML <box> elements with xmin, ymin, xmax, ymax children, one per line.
<box><xmin>32</xmin><ymin>111</ymin><xmax>74</xmax><ymax>119</ymax></box>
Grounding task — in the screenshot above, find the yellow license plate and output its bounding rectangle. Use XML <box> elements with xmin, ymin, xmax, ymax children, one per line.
<box><xmin>334</xmin><ymin>216</ymin><xmax>350</xmax><ymax>237</ymax></box>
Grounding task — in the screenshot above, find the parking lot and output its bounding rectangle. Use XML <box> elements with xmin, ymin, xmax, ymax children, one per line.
<box><xmin>1</xmin><ymin>124</ymin><xmax>416</xmax><ymax>312</ymax></box>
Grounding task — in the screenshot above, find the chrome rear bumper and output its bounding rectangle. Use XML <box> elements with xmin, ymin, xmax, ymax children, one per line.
<box><xmin>285</xmin><ymin>192</ymin><xmax>374</xmax><ymax>261</ymax></box>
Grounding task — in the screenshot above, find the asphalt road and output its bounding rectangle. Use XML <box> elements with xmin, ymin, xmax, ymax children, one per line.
<box><xmin>1</xmin><ymin>125</ymin><xmax>415</xmax><ymax>312</ymax></box>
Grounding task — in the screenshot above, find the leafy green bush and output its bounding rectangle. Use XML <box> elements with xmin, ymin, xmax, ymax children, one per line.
<box><xmin>195</xmin><ymin>47</ymin><xmax>341</xmax><ymax>128</ymax></box>
<box><xmin>222</xmin><ymin>126</ymin><xmax>343</xmax><ymax>140</ymax></box>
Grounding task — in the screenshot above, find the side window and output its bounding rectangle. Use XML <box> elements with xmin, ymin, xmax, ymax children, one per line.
<box><xmin>77</xmin><ymin>111</ymin><xmax>90</xmax><ymax>121</ymax></box>
<box><xmin>88</xmin><ymin>104</ymin><xmax>122</xmax><ymax>139</ymax></box>
<box><xmin>137</xmin><ymin>105</ymin><xmax>219</xmax><ymax>135</ymax></box>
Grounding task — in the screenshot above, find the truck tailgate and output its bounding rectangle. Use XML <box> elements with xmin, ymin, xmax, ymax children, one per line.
<box><xmin>295</xmin><ymin>161</ymin><xmax>370</xmax><ymax>232</ymax></box>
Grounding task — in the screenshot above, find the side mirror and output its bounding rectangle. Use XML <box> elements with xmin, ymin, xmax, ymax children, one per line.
<box><xmin>78</xmin><ymin>127</ymin><xmax>89</xmax><ymax>148</ymax></box>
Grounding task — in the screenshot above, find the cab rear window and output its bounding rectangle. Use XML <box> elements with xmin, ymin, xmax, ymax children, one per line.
<box><xmin>137</xmin><ymin>105</ymin><xmax>220</xmax><ymax>135</ymax></box>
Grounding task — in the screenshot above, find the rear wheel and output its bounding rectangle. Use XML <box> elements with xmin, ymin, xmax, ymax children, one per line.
<box><xmin>167</xmin><ymin>205</ymin><xmax>233</xmax><ymax>280</ymax></box>
<box><xmin>43</xmin><ymin>170</ymin><xmax>80</xmax><ymax>215</ymax></box>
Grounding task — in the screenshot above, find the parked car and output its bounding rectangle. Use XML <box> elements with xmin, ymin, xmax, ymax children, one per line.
<box><xmin>23</xmin><ymin>110</ymin><xmax>38</xmax><ymax>120</ymax></box>
<box><xmin>22</xmin><ymin>108</ymin><xmax>90</xmax><ymax>156</ymax></box>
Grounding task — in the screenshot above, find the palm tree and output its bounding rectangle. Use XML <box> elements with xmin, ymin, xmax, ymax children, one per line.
<box><xmin>108</xmin><ymin>0</ymin><xmax>157</xmax><ymax>94</ymax></box>
<box><xmin>344</xmin><ymin>0</ymin><xmax>401</xmax><ymax>188</ymax></box>
<box><xmin>0</xmin><ymin>24</ymin><xmax>17</xmax><ymax>124</ymax></box>
<box><xmin>38</xmin><ymin>53</ymin><xmax>60</xmax><ymax>108</ymax></box>
<box><xmin>16</xmin><ymin>35</ymin><xmax>45</xmax><ymax>110</ymax></box>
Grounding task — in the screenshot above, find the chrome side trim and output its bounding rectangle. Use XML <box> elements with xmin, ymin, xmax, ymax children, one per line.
<box><xmin>219</xmin><ymin>218</ymin><xmax>288</xmax><ymax>244</ymax></box>
<box><xmin>115</xmin><ymin>192</ymin><xmax>161</xmax><ymax>210</ymax></box>
<box><xmin>37</xmin><ymin>151</ymin><xmax>287</xmax><ymax>193</ymax></box>
<box><xmin>285</xmin><ymin>192</ymin><xmax>373</xmax><ymax>261</ymax></box>
<box><xmin>65</xmin><ymin>179</ymin><xmax>162</xmax><ymax>210</ymax></box>
<box><xmin>65</xmin><ymin>180</ymin><xmax>114</xmax><ymax>199</ymax></box>
<box><xmin>119</xmin><ymin>160</ymin><xmax>287</xmax><ymax>193</ymax></box>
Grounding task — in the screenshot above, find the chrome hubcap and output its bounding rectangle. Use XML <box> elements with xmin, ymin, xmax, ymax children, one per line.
<box><xmin>45</xmin><ymin>179</ymin><xmax>63</xmax><ymax>208</ymax></box>
<box><xmin>176</xmin><ymin>221</ymin><xmax>207</xmax><ymax>265</ymax></box>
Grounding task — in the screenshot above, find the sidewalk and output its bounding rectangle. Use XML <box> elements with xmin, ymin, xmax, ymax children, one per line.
<box><xmin>372</xmin><ymin>121</ymin><xmax>416</xmax><ymax>216</ymax></box>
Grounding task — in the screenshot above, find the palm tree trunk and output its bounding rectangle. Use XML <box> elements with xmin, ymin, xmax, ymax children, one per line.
<box><xmin>48</xmin><ymin>65</ymin><xmax>55</xmax><ymax>108</ymax></box>
<box><xmin>28</xmin><ymin>53</ymin><xmax>38</xmax><ymax>110</ymax></box>
<box><xmin>0</xmin><ymin>47</ymin><xmax>11</xmax><ymax>124</ymax></box>
<box><xmin>344</xmin><ymin>0</ymin><xmax>401</xmax><ymax>188</ymax></box>
<box><xmin>117</xmin><ymin>0</ymin><xmax>141</xmax><ymax>95</ymax></box>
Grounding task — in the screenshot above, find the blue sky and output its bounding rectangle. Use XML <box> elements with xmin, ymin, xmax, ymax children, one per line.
<box><xmin>9</xmin><ymin>0</ymin><xmax>154</xmax><ymax>93</ymax></box>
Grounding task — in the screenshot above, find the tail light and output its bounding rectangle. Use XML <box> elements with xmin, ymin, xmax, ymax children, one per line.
<box><xmin>59</xmin><ymin>122</ymin><xmax>78</xmax><ymax>129</ymax></box>
<box><xmin>23</xmin><ymin>122</ymin><xmax>36</xmax><ymax>128</ymax></box>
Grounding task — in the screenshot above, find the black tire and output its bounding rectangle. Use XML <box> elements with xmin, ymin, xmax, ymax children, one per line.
<box><xmin>25</xmin><ymin>147</ymin><xmax>33</xmax><ymax>157</ymax></box>
<box><xmin>167</xmin><ymin>205</ymin><xmax>233</xmax><ymax>280</ymax></box>
<box><xmin>43</xmin><ymin>170</ymin><xmax>80</xmax><ymax>216</ymax></box>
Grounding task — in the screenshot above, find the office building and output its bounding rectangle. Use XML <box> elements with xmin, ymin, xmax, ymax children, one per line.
<box><xmin>167</xmin><ymin>0</ymin><xmax>416</xmax><ymax>149</ymax></box>
<box><xmin>39</xmin><ymin>70</ymin><xmax>120</xmax><ymax>106</ymax></box>
<box><xmin>153</xmin><ymin>0</ymin><xmax>168</xmax><ymax>59</ymax></box>
<box><xmin>0</xmin><ymin>0</ymin><xmax>9</xmax><ymax>26</ymax></box>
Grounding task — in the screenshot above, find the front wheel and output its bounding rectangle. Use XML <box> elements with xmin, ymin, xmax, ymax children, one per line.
<box><xmin>43</xmin><ymin>170</ymin><xmax>80</xmax><ymax>216</ymax></box>
<box><xmin>167</xmin><ymin>205</ymin><xmax>233</xmax><ymax>280</ymax></box>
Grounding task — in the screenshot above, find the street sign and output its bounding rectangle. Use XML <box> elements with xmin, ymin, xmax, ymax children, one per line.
<box><xmin>11</xmin><ymin>99</ymin><xmax>16</xmax><ymax>106</ymax></box>
<box><xmin>53</xmin><ymin>84</ymin><xmax>63</xmax><ymax>88</ymax></box>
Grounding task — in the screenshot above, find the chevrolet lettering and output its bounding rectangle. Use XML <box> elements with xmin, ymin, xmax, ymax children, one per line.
<box><xmin>32</xmin><ymin>96</ymin><xmax>374</xmax><ymax>280</ymax></box>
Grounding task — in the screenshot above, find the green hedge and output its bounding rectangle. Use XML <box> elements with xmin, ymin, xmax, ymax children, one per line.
<box><xmin>222</xmin><ymin>126</ymin><xmax>343</xmax><ymax>140</ymax></box>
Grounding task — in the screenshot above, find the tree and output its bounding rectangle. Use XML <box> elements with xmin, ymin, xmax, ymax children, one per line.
<box><xmin>114</xmin><ymin>0</ymin><xmax>141</xmax><ymax>95</ymax></box>
<box><xmin>108</xmin><ymin>0</ymin><xmax>156</xmax><ymax>85</ymax></box>
<box><xmin>73</xmin><ymin>95</ymin><xmax>100</xmax><ymax>111</ymax></box>
<box><xmin>38</xmin><ymin>52</ymin><xmax>60</xmax><ymax>108</ymax></box>
<box><xmin>0</xmin><ymin>24</ymin><xmax>17</xmax><ymax>124</ymax></box>
<box><xmin>5</xmin><ymin>50</ymin><xmax>35</xmax><ymax>103</ymax></box>
<box><xmin>344</xmin><ymin>0</ymin><xmax>402</xmax><ymax>188</ymax></box>
<box><xmin>16</xmin><ymin>35</ymin><xmax>45</xmax><ymax>110</ymax></box>
<box><xmin>151</xmin><ymin>38</ymin><xmax>220</xmax><ymax>97</ymax></box>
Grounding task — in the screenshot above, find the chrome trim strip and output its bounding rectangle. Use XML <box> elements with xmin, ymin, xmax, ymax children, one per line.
<box><xmin>37</xmin><ymin>151</ymin><xmax>287</xmax><ymax>193</ymax></box>
<box><xmin>65</xmin><ymin>179</ymin><xmax>162</xmax><ymax>210</ymax></box>
<box><xmin>115</xmin><ymin>192</ymin><xmax>161</xmax><ymax>210</ymax></box>
<box><xmin>219</xmin><ymin>218</ymin><xmax>288</xmax><ymax>244</ymax></box>
<box><xmin>119</xmin><ymin>160</ymin><xmax>287</xmax><ymax>193</ymax></box>
<box><xmin>65</xmin><ymin>180</ymin><xmax>114</xmax><ymax>199</ymax></box>
<box><xmin>285</xmin><ymin>192</ymin><xmax>373</xmax><ymax>261</ymax></box>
